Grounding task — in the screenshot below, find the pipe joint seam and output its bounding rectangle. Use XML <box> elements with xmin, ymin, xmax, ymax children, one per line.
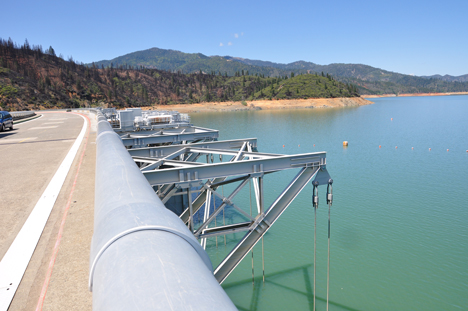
<box><xmin>97</xmin><ymin>119</ymin><xmax>110</xmax><ymax>126</ymax></box>
<box><xmin>88</xmin><ymin>225</ymin><xmax>212</xmax><ymax>291</ymax></box>
<box><xmin>96</xmin><ymin>129</ymin><xmax>120</xmax><ymax>142</ymax></box>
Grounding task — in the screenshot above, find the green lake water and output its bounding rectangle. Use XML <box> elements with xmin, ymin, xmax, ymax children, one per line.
<box><xmin>190</xmin><ymin>95</ymin><xmax>468</xmax><ymax>311</ymax></box>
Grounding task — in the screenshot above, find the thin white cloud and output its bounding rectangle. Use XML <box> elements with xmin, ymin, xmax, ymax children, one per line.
<box><xmin>241</xmin><ymin>32</ymin><xmax>244</xmax><ymax>36</ymax></box>
<box><xmin>219</xmin><ymin>42</ymin><xmax>224</xmax><ymax>47</ymax></box>
<box><xmin>228</xmin><ymin>42</ymin><xmax>233</xmax><ymax>46</ymax></box>
<box><xmin>234</xmin><ymin>33</ymin><xmax>239</xmax><ymax>38</ymax></box>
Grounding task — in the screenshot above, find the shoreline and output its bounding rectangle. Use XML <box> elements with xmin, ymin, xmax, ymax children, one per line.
<box><xmin>361</xmin><ymin>92</ymin><xmax>468</xmax><ymax>98</ymax></box>
<box><xmin>145</xmin><ymin>97</ymin><xmax>373</xmax><ymax>113</ymax></box>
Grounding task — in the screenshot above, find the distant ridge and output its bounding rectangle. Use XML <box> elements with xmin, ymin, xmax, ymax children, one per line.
<box><xmin>90</xmin><ymin>47</ymin><xmax>468</xmax><ymax>95</ymax></box>
<box><xmin>420</xmin><ymin>74</ymin><xmax>468</xmax><ymax>83</ymax></box>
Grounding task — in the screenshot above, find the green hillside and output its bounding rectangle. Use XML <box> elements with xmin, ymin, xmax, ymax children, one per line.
<box><xmin>91</xmin><ymin>48</ymin><xmax>304</xmax><ymax>77</ymax></box>
<box><xmin>250</xmin><ymin>73</ymin><xmax>358</xmax><ymax>100</ymax></box>
<box><xmin>94</xmin><ymin>48</ymin><xmax>210</xmax><ymax>71</ymax></box>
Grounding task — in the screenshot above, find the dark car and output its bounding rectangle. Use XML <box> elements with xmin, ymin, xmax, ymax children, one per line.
<box><xmin>0</xmin><ymin>111</ymin><xmax>14</xmax><ymax>131</ymax></box>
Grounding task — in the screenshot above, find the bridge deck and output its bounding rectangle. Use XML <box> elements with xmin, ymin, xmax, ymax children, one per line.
<box><xmin>0</xmin><ymin>112</ymin><xmax>95</xmax><ymax>311</ymax></box>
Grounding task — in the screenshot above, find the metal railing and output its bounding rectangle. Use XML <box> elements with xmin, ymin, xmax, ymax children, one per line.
<box><xmin>10</xmin><ymin>111</ymin><xmax>36</xmax><ymax>121</ymax></box>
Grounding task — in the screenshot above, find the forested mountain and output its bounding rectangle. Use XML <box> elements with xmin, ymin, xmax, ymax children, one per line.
<box><xmin>2</xmin><ymin>37</ymin><xmax>466</xmax><ymax>112</ymax></box>
<box><xmin>92</xmin><ymin>47</ymin><xmax>468</xmax><ymax>95</ymax></box>
<box><xmin>0</xmin><ymin>38</ymin><xmax>358</xmax><ymax>111</ymax></box>
<box><xmin>92</xmin><ymin>48</ymin><xmax>300</xmax><ymax>78</ymax></box>
<box><xmin>338</xmin><ymin>76</ymin><xmax>468</xmax><ymax>95</ymax></box>
<box><xmin>215</xmin><ymin>57</ymin><xmax>468</xmax><ymax>94</ymax></box>
<box><xmin>420</xmin><ymin>74</ymin><xmax>468</xmax><ymax>82</ymax></box>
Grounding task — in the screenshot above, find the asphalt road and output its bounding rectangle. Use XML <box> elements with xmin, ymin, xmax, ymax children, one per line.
<box><xmin>0</xmin><ymin>112</ymin><xmax>95</xmax><ymax>311</ymax></box>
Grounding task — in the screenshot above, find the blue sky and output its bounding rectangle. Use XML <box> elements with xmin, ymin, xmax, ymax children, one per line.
<box><xmin>2</xmin><ymin>0</ymin><xmax>467</xmax><ymax>76</ymax></box>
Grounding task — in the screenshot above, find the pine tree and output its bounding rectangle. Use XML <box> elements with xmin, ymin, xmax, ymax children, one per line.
<box><xmin>205</xmin><ymin>90</ymin><xmax>212</xmax><ymax>101</ymax></box>
<box><xmin>24</xmin><ymin>39</ymin><xmax>30</xmax><ymax>50</ymax></box>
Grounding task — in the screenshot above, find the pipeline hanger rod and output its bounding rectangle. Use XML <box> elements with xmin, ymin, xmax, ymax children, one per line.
<box><xmin>326</xmin><ymin>180</ymin><xmax>333</xmax><ymax>311</ymax></box>
<box><xmin>312</xmin><ymin>181</ymin><xmax>319</xmax><ymax>311</ymax></box>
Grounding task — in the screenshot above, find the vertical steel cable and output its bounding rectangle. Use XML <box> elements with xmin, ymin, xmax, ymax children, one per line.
<box><xmin>212</xmin><ymin>189</ymin><xmax>217</xmax><ymax>248</ymax></box>
<box><xmin>314</xmin><ymin>206</ymin><xmax>317</xmax><ymax>311</ymax></box>
<box><xmin>262</xmin><ymin>236</ymin><xmax>265</xmax><ymax>284</ymax></box>
<box><xmin>222</xmin><ymin>184</ymin><xmax>226</xmax><ymax>246</ymax></box>
<box><xmin>188</xmin><ymin>186</ymin><xmax>193</xmax><ymax>232</ymax></box>
<box><xmin>220</xmin><ymin>152</ymin><xmax>226</xmax><ymax>247</ymax></box>
<box><xmin>326</xmin><ymin>181</ymin><xmax>333</xmax><ymax>311</ymax></box>
<box><xmin>312</xmin><ymin>181</ymin><xmax>319</xmax><ymax>311</ymax></box>
<box><xmin>215</xmin><ymin>209</ymin><xmax>218</xmax><ymax>248</ymax></box>
<box><xmin>250</xmin><ymin>179</ymin><xmax>254</xmax><ymax>285</ymax></box>
<box><xmin>327</xmin><ymin>202</ymin><xmax>330</xmax><ymax>311</ymax></box>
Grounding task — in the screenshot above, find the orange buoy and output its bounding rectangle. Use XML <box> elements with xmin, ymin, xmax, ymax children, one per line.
<box><xmin>395</xmin><ymin>146</ymin><xmax>398</xmax><ymax>149</ymax></box>
<box><xmin>343</xmin><ymin>141</ymin><xmax>348</xmax><ymax>147</ymax></box>
<box><xmin>379</xmin><ymin>145</ymin><xmax>381</xmax><ymax>148</ymax></box>
<box><xmin>313</xmin><ymin>144</ymin><xmax>315</xmax><ymax>147</ymax></box>
<box><xmin>447</xmin><ymin>149</ymin><xmax>449</xmax><ymax>152</ymax></box>
<box><xmin>391</xmin><ymin>118</ymin><xmax>393</xmax><ymax>121</ymax></box>
<box><xmin>412</xmin><ymin>147</ymin><xmax>414</xmax><ymax>150</ymax></box>
<box><xmin>298</xmin><ymin>144</ymin><xmax>300</xmax><ymax>147</ymax></box>
<box><xmin>283</xmin><ymin>145</ymin><xmax>285</xmax><ymax>148</ymax></box>
<box><xmin>429</xmin><ymin>148</ymin><xmax>431</xmax><ymax>151</ymax></box>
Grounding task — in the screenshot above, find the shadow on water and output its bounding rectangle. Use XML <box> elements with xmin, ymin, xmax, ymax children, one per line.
<box><xmin>224</xmin><ymin>265</ymin><xmax>361</xmax><ymax>311</ymax></box>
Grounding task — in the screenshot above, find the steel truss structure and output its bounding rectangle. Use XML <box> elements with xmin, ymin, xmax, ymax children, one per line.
<box><xmin>129</xmin><ymin>131</ymin><xmax>332</xmax><ymax>284</ymax></box>
<box><xmin>119</xmin><ymin>125</ymin><xmax>219</xmax><ymax>148</ymax></box>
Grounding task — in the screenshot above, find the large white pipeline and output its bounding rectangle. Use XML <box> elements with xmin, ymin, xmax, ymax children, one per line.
<box><xmin>89</xmin><ymin>112</ymin><xmax>237</xmax><ymax>310</ymax></box>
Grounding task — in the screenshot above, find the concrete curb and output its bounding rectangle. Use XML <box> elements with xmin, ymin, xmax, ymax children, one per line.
<box><xmin>14</xmin><ymin>114</ymin><xmax>41</xmax><ymax>124</ymax></box>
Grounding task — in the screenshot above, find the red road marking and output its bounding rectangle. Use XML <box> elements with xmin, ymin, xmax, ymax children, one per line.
<box><xmin>35</xmin><ymin>112</ymin><xmax>91</xmax><ymax>311</ymax></box>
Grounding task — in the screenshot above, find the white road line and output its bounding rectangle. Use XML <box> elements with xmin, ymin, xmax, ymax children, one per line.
<box><xmin>28</xmin><ymin>126</ymin><xmax>58</xmax><ymax>130</ymax></box>
<box><xmin>0</xmin><ymin>115</ymin><xmax>87</xmax><ymax>311</ymax></box>
<box><xmin>43</xmin><ymin>122</ymin><xmax>64</xmax><ymax>124</ymax></box>
<box><xmin>0</xmin><ymin>137</ymin><xmax>38</xmax><ymax>144</ymax></box>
